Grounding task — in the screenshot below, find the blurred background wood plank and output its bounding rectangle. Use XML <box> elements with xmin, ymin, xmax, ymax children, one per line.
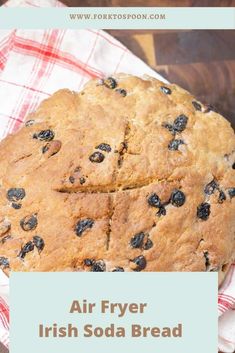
<box><xmin>60</xmin><ymin>0</ymin><xmax>235</xmax><ymax>7</ymax></box>
<box><xmin>107</xmin><ymin>29</ymin><xmax>235</xmax><ymax>128</ymax></box>
<box><xmin>0</xmin><ymin>343</ymin><xmax>8</xmax><ymax>353</ymax></box>
<box><xmin>2</xmin><ymin>0</ymin><xmax>235</xmax><ymax>6</ymax></box>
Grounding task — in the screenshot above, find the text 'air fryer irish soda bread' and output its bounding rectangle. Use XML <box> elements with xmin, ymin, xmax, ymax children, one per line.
<box><xmin>0</xmin><ymin>74</ymin><xmax>234</xmax><ymax>284</ymax></box>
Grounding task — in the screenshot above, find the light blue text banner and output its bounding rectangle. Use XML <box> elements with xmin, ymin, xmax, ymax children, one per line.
<box><xmin>10</xmin><ymin>272</ymin><xmax>218</xmax><ymax>353</ymax></box>
<box><xmin>0</xmin><ymin>7</ymin><xmax>234</xmax><ymax>29</ymax></box>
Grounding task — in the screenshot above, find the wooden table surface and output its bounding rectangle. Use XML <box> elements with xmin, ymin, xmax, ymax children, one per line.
<box><xmin>1</xmin><ymin>0</ymin><xmax>235</xmax><ymax>8</ymax></box>
<box><xmin>105</xmin><ymin>29</ymin><xmax>235</xmax><ymax>129</ymax></box>
<box><xmin>61</xmin><ymin>0</ymin><xmax>235</xmax><ymax>7</ymax></box>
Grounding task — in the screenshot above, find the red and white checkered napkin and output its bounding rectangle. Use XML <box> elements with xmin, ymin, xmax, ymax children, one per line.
<box><xmin>0</xmin><ymin>1</ymin><xmax>235</xmax><ymax>352</ymax></box>
<box><xmin>219</xmin><ymin>265</ymin><xmax>235</xmax><ymax>352</ymax></box>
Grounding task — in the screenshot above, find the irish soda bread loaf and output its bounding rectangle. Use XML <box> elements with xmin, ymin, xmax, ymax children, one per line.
<box><xmin>0</xmin><ymin>74</ymin><xmax>234</xmax><ymax>284</ymax></box>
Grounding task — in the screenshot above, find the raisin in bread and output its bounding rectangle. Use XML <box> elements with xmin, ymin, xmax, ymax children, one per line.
<box><xmin>0</xmin><ymin>74</ymin><xmax>234</xmax><ymax>285</ymax></box>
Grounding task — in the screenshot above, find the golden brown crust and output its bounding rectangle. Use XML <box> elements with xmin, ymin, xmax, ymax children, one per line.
<box><xmin>0</xmin><ymin>74</ymin><xmax>234</xmax><ymax>283</ymax></box>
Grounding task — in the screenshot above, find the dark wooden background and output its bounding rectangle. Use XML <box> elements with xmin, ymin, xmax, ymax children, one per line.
<box><xmin>62</xmin><ymin>0</ymin><xmax>235</xmax><ymax>7</ymax></box>
<box><xmin>1</xmin><ymin>0</ymin><xmax>235</xmax><ymax>5</ymax></box>
<box><xmin>106</xmin><ymin>29</ymin><xmax>235</xmax><ymax>128</ymax></box>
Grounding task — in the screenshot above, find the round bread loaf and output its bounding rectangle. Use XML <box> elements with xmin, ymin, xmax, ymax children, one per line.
<box><xmin>0</xmin><ymin>74</ymin><xmax>234</xmax><ymax>285</ymax></box>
